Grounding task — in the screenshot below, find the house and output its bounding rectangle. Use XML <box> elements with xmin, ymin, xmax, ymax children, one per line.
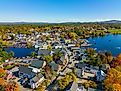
<box><xmin>70</xmin><ymin>46</ymin><xmax>80</xmax><ymax>52</ymax></box>
<box><xmin>75</xmin><ymin>63</ymin><xmax>85</xmax><ymax>69</ymax></box>
<box><xmin>67</xmin><ymin>43</ymin><xmax>75</xmax><ymax>48</ymax></box>
<box><xmin>54</xmin><ymin>44</ymin><xmax>62</xmax><ymax>49</ymax></box>
<box><xmin>39</xmin><ymin>42</ymin><xmax>48</xmax><ymax>49</ymax></box>
<box><xmin>53</xmin><ymin>48</ymin><xmax>68</xmax><ymax>66</ymax></box>
<box><xmin>49</xmin><ymin>61</ymin><xmax>60</xmax><ymax>73</ymax></box>
<box><xmin>18</xmin><ymin>66</ymin><xmax>44</xmax><ymax>89</ymax></box>
<box><xmin>60</xmin><ymin>38</ymin><xmax>65</xmax><ymax>43</ymax></box>
<box><xmin>76</xmin><ymin>68</ymin><xmax>85</xmax><ymax>78</ymax></box>
<box><xmin>34</xmin><ymin>40</ymin><xmax>42</xmax><ymax>49</ymax></box>
<box><xmin>65</xmin><ymin>81</ymin><xmax>85</xmax><ymax>91</ymax></box>
<box><xmin>29</xmin><ymin>60</ymin><xmax>46</xmax><ymax>73</ymax></box>
<box><xmin>19</xmin><ymin>66</ymin><xmax>36</xmax><ymax>79</ymax></box>
<box><xmin>88</xmin><ymin>88</ymin><xmax>96</xmax><ymax>91</ymax></box>
<box><xmin>38</xmin><ymin>49</ymin><xmax>52</xmax><ymax>56</ymax></box>
<box><xmin>64</xmin><ymin>39</ymin><xmax>71</xmax><ymax>43</ymax></box>
<box><xmin>52</xmin><ymin>42</ymin><xmax>62</xmax><ymax>49</ymax></box>
<box><xmin>96</xmin><ymin>70</ymin><xmax>106</xmax><ymax>82</ymax></box>
<box><xmin>29</xmin><ymin>73</ymin><xmax>44</xmax><ymax>89</ymax></box>
<box><xmin>90</xmin><ymin>66</ymin><xmax>100</xmax><ymax>74</ymax></box>
<box><xmin>100</xmin><ymin>64</ymin><xmax>110</xmax><ymax>73</ymax></box>
<box><xmin>35</xmin><ymin>40</ymin><xmax>48</xmax><ymax>49</ymax></box>
<box><xmin>41</xmin><ymin>32</ymin><xmax>50</xmax><ymax>36</ymax></box>
<box><xmin>57</xmin><ymin>50</ymin><xmax>68</xmax><ymax>66</ymax></box>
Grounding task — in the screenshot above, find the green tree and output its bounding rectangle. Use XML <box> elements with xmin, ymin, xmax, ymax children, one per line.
<box><xmin>44</xmin><ymin>55</ymin><xmax>53</xmax><ymax>63</ymax></box>
<box><xmin>58</xmin><ymin>72</ymin><xmax>77</xmax><ymax>90</ymax></box>
<box><xmin>68</xmin><ymin>32</ymin><xmax>78</xmax><ymax>40</ymax></box>
<box><xmin>8</xmin><ymin>51</ymin><xmax>14</xmax><ymax>58</ymax></box>
<box><xmin>82</xmin><ymin>81</ymin><xmax>97</xmax><ymax>89</ymax></box>
<box><xmin>47</xmin><ymin>45</ymin><xmax>52</xmax><ymax>50</ymax></box>
<box><xmin>31</xmin><ymin>52</ymin><xmax>36</xmax><ymax>58</ymax></box>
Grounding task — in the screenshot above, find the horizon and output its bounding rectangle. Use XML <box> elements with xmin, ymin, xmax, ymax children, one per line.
<box><xmin>0</xmin><ymin>0</ymin><xmax>121</xmax><ymax>22</ymax></box>
<box><xmin>0</xmin><ymin>19</ymin><xmax>121</xmax><ymax>23</ymax></box>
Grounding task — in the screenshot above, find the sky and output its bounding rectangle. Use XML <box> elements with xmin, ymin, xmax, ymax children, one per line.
<box><xmin>0</xmin><ymin>0</ymin><xmax>121</xmax><ymax>22</ymax></box>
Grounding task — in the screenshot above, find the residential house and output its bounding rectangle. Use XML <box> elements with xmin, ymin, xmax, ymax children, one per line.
<box><xmin>60</xmin><ymin>38</ymin><xmax>65</xmax><ymax>43</ymax></box>
<box><xmin>75</xmin><ymin>63</ymin><xmax>86</xmax><ymax>69</ymax></box>
<box><xmin>76</xmin><ymin>68</ymin><xmax>85</xmax><ymax>78</ymax></box>
<box><xmin>34</xmin><ymin>40</ymin><xmax>43</xmax><ymax>49</ymax></box>
<box><xmin>49</xmin><ymin>61</ymin><xmax>60</xmax><ymax>73</ymax></box>
<box><xmin>65</xmin><ymin>81</ymin><xmax>85</xmax><ymax>91</ymax></box>
<box><xmin>67</xmin><ymin>43</ymin><xmax>75</xmax><ymax>48</ymax></box>
<box><xmin>29</xmin><ymin>73</ymin><xmax>44</xmax><ymax>89</ymax></box>
<box><xmin>41</xmin><ymin>32</ymin><xmax>50</xmax><ymax>36</ymax></box>
<box><xmin>88</xmin><ymin>88</ymin><xmax>96</xmax><ymax>91</ymax></box>
<box><xmin>53</xmin><ymin>48</ymin><xmax>68</xmax><ymax>66</ymax></box>
<box><xmin>29</xmin><ymin>60</ymin><xmax>46</xmax><ymax>73</ymax></box>
<box><xmin>90</xmin><ymin>66</ymin><xmax>100</xmax><ymax>74</ymax></box>
<box><xmin>70</xmin><ymin>46</ymin><xmax>80</xmax><ymax>52</ymax></box>
<box><xmin>52</xmin><ymin>42</ymin><xmax>62</xmax><ymax>49</ymax></box>
<box><xmin>100</xmin><ymin>64</ymin><xmax>110</xmax><ymax>73</ymax></box>
<box><xmin>19</xmin><ymin>66</ymin><xmax>36</xmax><ymax>79</ymax></box>
<box><xmin>96</xmin><ymin>70</ymin><xmax>106</xmax><ymax>82</ymax></box>
<box><xmin>38</xmin><ymin>49</ymin><xmax>52</xmax><ymax>56</ymax></box>
<box><xmin>18</xmin><ymin>66</ymin><xmax>44</xmax><ymax>89</ymax></box>
<box><xmin>39</xmin><ymin>42</ymin><xmax>48</xmax><ymax>49</ymax></box>
<box><xmin>64</xmin><ymin>39</ymin><xmax>71</xmax><ymax>43</ymax></box>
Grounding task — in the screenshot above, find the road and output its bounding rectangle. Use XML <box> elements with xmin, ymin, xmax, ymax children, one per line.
<box><xmin>46</xmin><ymin>51</ymin><xmax>74</xmax><ymax>90</ymax></box>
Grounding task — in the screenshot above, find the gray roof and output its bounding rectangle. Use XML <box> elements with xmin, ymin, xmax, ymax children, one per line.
<box><xmin>38</xmin><ymin>49</ymin><xmax>51</xmax><ymax>56</ymax></box>
<box><xmin>88</xmin><ymin>88</ymin><xmax>96</xmax><ymax>91</ymax></box>
<box><xmin>52</xmin><ymin>49</ymin><xmax>61</xmax><ymax>53</ymax></box>
<box><xmin>101</xmin><ymin>64</ymin><xmax>110</xmax><ymax>71</ymax></box>
<box><xmin>19</xmin><ymin>66</ymin><xmax>35</xmax><ymax>77</ymax></box>
<box><xmin>30</xmin><ymin>60</ymin><xmax>44</xmax><ymax>69</ymax></box>
<box><xmin>75</xmin><ymin>63</ymin><xmax>85</xmax><ymax>69</ymax></box>
<box><xmin>49</xmin><ymin>61</ymin><xmax>59</xmax><ymax>71</ymax></box>
<box><xmin>65</xmin><ymin>81</ymin><xmax>78</xmax><ymax>91</ymax></box>
<box><xmin>53</xmin><ymin>48</ymin><xmax>67</xmax><ymax>54</ymax></box>
<box><xmin>76</xmin><ymin>68</ymin><xmax>84</xmax><ymax>77</ymax></box>
<box><xmin>32</xmin><ymin>73</ymin><xmax>44</xmax><ymax>83</ymax></box>
<box><xmin>96</xmin><ymin>70</ymin><xmax>106</xmax><ymax>77</ymax></box>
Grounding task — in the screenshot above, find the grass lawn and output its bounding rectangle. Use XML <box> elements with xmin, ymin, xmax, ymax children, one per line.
<box><xmin>107</xmin><ymin>29</ymin><xmax>121</xmax><ymax>34</ymax></box>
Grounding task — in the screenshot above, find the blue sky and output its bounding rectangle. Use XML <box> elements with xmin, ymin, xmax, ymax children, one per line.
<box><xmin>0</xmin><ymin>0</ymin><xmax>121</xmax><ymax>22</ymax></box>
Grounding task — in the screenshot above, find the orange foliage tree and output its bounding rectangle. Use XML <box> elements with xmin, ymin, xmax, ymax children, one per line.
<box><xmin>5</xmin><ymin>81</ymin><xmax>19</xmax><ymax>91</ymax></box>
<box><xmin>110</xmin><ymin>54</ymin><xmax>121</xmax><ymax>68</ymax></box>
<box><xmin>0</xmin><ymin>68</ymin><xmax>6</xmax><ymax>78</ymax></box>
<box><xmin>104</xmin><ymin>68</ymin><xmax>121</xmax><ymax>91</ymax></box>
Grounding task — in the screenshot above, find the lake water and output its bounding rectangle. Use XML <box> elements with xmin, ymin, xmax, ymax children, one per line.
<box><xmin>5</xmin><ymin>47</ymin><xmax>34</xmax><ymax>57</ymax></box>
<box><xmin>88</xmin><ymin>34</ymin><xmax>121</xmax><ymax>56</ymax></box>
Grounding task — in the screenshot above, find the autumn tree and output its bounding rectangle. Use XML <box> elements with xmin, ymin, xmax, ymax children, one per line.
<box><xmin>0</xmin><ymin>68</ymin><xmax>6</xmax><ymax>78</ymax></box>
<box><xmin>5</xmin><ymin>81</ymin><xmax>19</xmax><ymax>91</ymax></box>
<box><xmin>104</xmin><ymin>68</ymin><xmax>121</xmax><ymax>91</ymax></box>
<box><xmin>0</xmin><ymin>78</ymin><xmax>6</xmax><ymax>91</ymax></box>
<box><xmin>85</xmin><ymin>48</ymin><xmax>96</xmax><ymax>58</ymax></box>
<box><xmin>110</xmin><ymin>54</ymin><xmax>121</xmax><ymax>68</ymax></box>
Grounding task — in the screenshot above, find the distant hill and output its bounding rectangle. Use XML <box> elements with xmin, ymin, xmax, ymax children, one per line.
<box><xmin>0</xmin><ymin>20</ymin><xmax>121</xmax><ymax>25</ymax></box>
<box><xmin>0</xmin><ymin>22</ymin><xmax>49</xmax><ymax>25</ymax></box>
<box><xmin>100</xmin><ymin>20</ymin><xmax>121</xmax><ymax>24</ymax></box>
